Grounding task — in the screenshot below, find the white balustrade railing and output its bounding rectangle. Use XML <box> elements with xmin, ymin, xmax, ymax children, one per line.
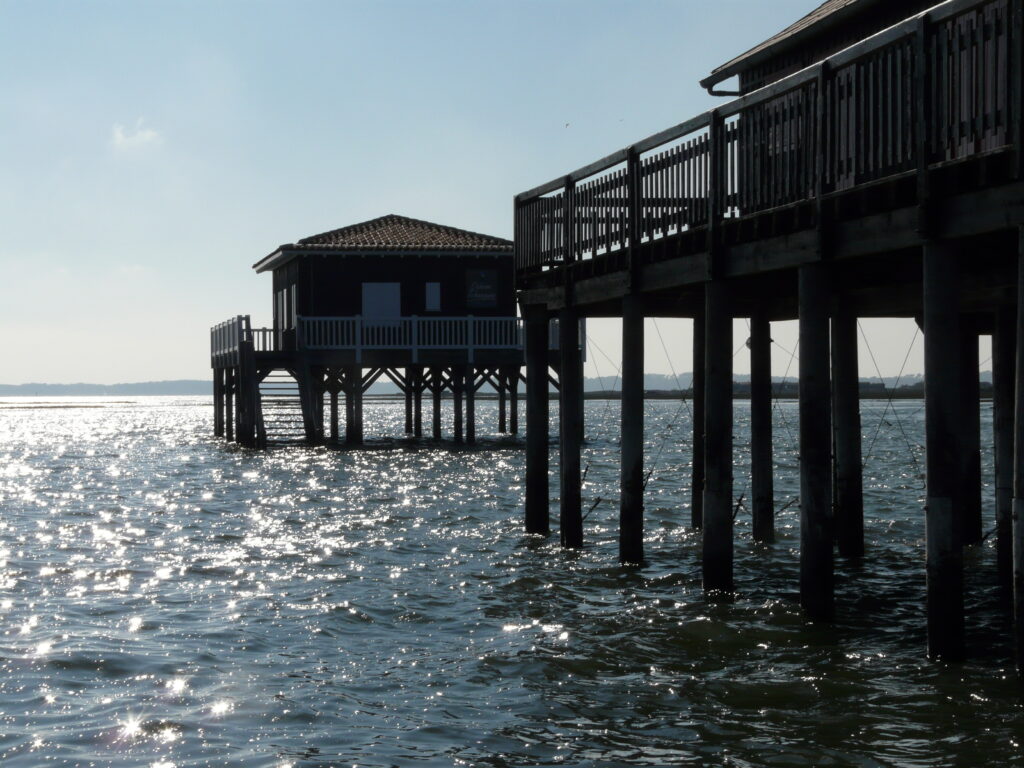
<box><xmin>299</xmin><ymin>316</ymin><xmax>528</xmax><ymax>352</ymax></box>
<box><xmin>213</xmin><ymin>315</ymin><xmax>579</xmax><ymax>362</ymax></box>
<box><xmin>248</xmin><ymin>327</ymin><xmax>277</xmax><ymax>352</ymax></box>
<box><xmin>210</xmin><ymin>315</ymin><xmax>244</xmax><ymax>360</ymax></box>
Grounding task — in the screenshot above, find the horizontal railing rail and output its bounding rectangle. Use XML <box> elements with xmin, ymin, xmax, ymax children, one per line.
<box><xmin>212</xmin><ymin>315</ymin><xmax>582</xmax><ymax>362</ymax></box>
<box><xmin>515</xmin><ymin>0</ymin><xmax>1015</xmax><ymax>270</ymax></box>
<box><xmin>210</xmin><ymin>315</ymin><xmax>246</xmax><ymax>361</ymax></box>
<box><xmin>299</xmin><ymin>316</ymin><xmax>526</xmax><ymax>351</ymax></box>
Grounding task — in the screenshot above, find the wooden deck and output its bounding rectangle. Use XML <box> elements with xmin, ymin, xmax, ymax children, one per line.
<box><xmin>512</xmin><ymin>0</ymin><xmax>1024</xmax><ymax>671</ymax></box>
<box><xmin>515</xmin><ymin>0</ymin><xmax>1021</xmax><ymax>319</ymax></box>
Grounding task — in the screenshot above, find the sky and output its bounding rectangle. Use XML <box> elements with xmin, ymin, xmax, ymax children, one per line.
<box><xmin>1</xmin><ymin>0</ymin><xmax>980</xmax><ymax>384</ymax></box>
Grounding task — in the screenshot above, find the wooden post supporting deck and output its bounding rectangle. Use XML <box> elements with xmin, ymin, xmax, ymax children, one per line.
<box><xmin>832</xmin><ymin>297</ymin><xmax>864</xmax><ymax>558</ymax></box>
<box><xmin>498</xmin><ymin>381</ymin><xmax>507</xmax><ymax>433</ymax></box>
<box><xmin>213</xmin><ymin>370</ymin><xmax>224</xmax><ymax>437</ymax></box>
<box><xmin>994</xmin><ymin>306</ymin><xmax>1015</xmax><ymax>592</ymax></box>
<box><xmin>524</xmin><ymin>305</ymin><xmax>550</xmax><ymax>535</ymax></box>
<box><xmin>703</xmin><ymin>281</ymin><xmax>733</xmax><ymax>590</ymax></box>
<box><xmin>453</xmin><ymin>367</ymin><xmax>465</xmax><ymax>443</ymax></box>
<box><xmin>466</xmin><ymin>368</ymin><xmax>476</xmax><ymax>445</ymax></box>
<box><xmin>559</xmin><ymin>308</ymin><xmax>584</xmax><ymax>549</ymax></box>
<box><xmin>405</xmin><ymin>367</ymin><xmax>414</xmax><ymax>435</ymax></box>
<box><xmin>924</xmin><ymin>241</ymin><xmax>965</xmax><ymax>661</ymax></box>
<box><xmin>431</xmin><ymin>368</ymin><xmax>443</xmax><ymax>440</ymax></box>
<box><xmin>619</xmin><ymin>295</ymin><xmax>645</xmax><ymax>564</ymax></box>
<box><xmin>692</xmin><ymin>309</ymin><xmax>706</xmax><ymax>530</ymax></box>
<box><xmin>799</xmin><ymin>261</ymin><xmax>834</xmax><ymax>620</ymax></box>
<box><xmin>413</xmin><ymin>367</ymin><xmax>424</xmax><ymax>438</ymax></box>
<box><xmin>226</xmin><ymin>369</ymin><xmax>235</xmax><ymax>442</ymax></box>
<box><xmin>960</xmin><ymin>324</ymin><xmax>983</xmax><ymax>545</ymax></box>
<box><xmin>329</xmin><ymin>388</ymin><xmax>339</xmax><ymax>444</ymax></box>
<box><xmin>509</xmin><ymin>371</ymin><xmax>520</xmax><ymax>435</ymax></box>
<box><xmin>750</xmin><ymin>310</ymin><xmax>774</xmax><ymax>543</ymax></box>
<box><xmin>1014</xmin><ymin>231</ymin><xmax>1024</xmax><ymax>675</ymax></box>
<box><xmin>346</xmin><ymin>366</ymin><xmax>363</xmax><ymax>445</ymax></box>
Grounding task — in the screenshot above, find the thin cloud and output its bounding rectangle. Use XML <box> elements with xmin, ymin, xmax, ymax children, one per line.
<box><xmin>111</xmin><ymin>118</ymin><xmax>162</xmax><ymax>150</ymax></box>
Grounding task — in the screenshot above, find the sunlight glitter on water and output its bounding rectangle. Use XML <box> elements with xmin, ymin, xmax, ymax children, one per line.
<box><xmin>0</xmin><ymin>396</ymin><xmax>1020</xmax><ymax>766</ymax></box>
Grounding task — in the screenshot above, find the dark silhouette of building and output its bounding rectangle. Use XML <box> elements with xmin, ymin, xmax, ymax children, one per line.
<box><xmin>513</xmin><ymin>0</ymin><xmax>1024</xmax><ymax>669</ymax></box>
<box><xmin>212</xmin><ymin>214</ymin><xmax>574</xmax><ymax>446</ymax></box>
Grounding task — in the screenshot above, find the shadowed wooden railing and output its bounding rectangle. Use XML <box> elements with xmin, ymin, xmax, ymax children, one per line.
<box><xmin>515</xmin><ymin>0</ymin><xmax>1018</xmax><ymax>271</ymax></box>
<box><xmin>211</xmin><ymin>316</ymin><xmax>579</xmax><ymax>364</ymax></box>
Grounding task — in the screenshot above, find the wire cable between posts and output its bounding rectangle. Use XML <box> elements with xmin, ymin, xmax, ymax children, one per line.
<box><xmin>858</xmin><ymin>322</ymin><xmax>923</xmax><ymax>481</ymax></box>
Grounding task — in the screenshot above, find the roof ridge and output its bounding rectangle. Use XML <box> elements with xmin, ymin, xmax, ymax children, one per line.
<box><xmin>295</xmin><ymin>213</ymin><xmax>511</xmax><ymax>248</ymax></box>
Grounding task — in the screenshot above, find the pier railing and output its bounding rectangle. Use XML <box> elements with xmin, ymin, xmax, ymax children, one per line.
<box><xmin>515</xmin><ymin>0</ymin><xmax>1016</xmax><ymax>270</ymax></box>
<box><xmin>300</xmin><ymin>316</ymin><xmax>527</xmax><ymax>355</ymax></box>
<box><xmin>211</xmin><ymin>315</ymin><xmax>578</xmax><ymax>365</ymax></box>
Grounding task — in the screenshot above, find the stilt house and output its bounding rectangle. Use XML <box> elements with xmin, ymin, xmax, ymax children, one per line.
<box><xmin>212</xmin><ymin>214</ymin><xmax>571</xmax><ymax>447</ymax></box>
<box><xmin>514</xmin><ymin>0</ymin><xmax>1024</xmax><ymax>668</ymax></box>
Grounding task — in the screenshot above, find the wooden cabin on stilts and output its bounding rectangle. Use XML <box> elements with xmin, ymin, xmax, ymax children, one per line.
<box><xmin>211</xmin><ymin>215</ymin><xmax>573</xmax><ymax>448</ymax></box>
<box><xmin>515</xmin><ymin>0</ymin><xmax>1024</xmax><ymax>672</ymax></box>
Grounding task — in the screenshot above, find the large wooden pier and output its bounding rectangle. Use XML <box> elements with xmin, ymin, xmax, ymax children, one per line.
<box><xmin>514</xmin><ymin>0</ymin><xmax>1024</xmax><ymax>669</ymax></box>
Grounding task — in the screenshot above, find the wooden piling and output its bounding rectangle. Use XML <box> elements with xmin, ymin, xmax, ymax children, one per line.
<box><xmin>1014</xmin><ymin>232</ymin><xmax>1024</xmax><ymax>675</ymax></box>
<box><xmin>703</xmin><ymin>281</ymin><xmax>733</xmax><ymax>590</ymax></box>
<box><xmin>509</xmin><ymin>372</ymin><xmax>520</xmax><ymax>435</ymax></box>
<box><xmin>799</xmin><ymin>261</ymin><xmax>834</xmax><ymax>620</ymax></box>
<box><xmin>559</xmin><ymin>308</ymin><xmax>584</xmax><ymax>549</ymax></box>
<box><xmin>619</xmin><ymin>295</ymin><xmax>645</xmax><ymax>564</ymax></box>
<box><xmin>923</xmin><ymin>240</ymin><xmax>965</xmax><ymax>662</ymax></box>
<box><xmin>524</xmin><ymin>305</ymin><xmax>550</xmax><ymax>535</ymax></box>
<box><xmin>413</xmin><ymin>368</ymin><xmax>423</xmax><ymax>438</ymax></box>
<box><xmin>431</xmin><ymin>368</ymin><xmax>442</xmax><ymax>440</ymax></box>
<box><xmin>405</xmin><ymin>367</ymin><xmax>414</xmax><ymax>435</ymax></box>
<box><xmin>453</xmin><ymin>367</ymin><xmax>465</xmax><ymax>443</ymax></box>
<box><xmin>213</xmin><ymin>369</ymin><xmax>223</xmax><ymax>437</ymax></box>
<box><xmin>832</xmin><ymin>297</ymin><xmax>864</xmax><ymax>558</ymax></box>
<box><xmin>498</xmin><ymin>379</ymin><xmax>507</xmax><ymax>433</ymax></box>
<box><xmin>466</xmin><ymin>367</ymin><xmax>476</xmax><ymax>444</ymax></box>
<box><xmin>994</xmin><ymin>306</ymin><xmax>1015</xmax><ymax>592</ymax></box>
<box><xmin>692</xmin><ymin>310</ymin><xmax>706</xmax><ymax>530</ymax></box>
<box><xmin>750</xmin><ymin>310</ymin><xmax>774</xmax><ymax>543</ymax></box>
<box><xmin>329</xmin><ymin>388</ymin><xmax>339</xmax><ymax>443</ymax></box>
<box><xmin>211</xmin><ymin>372</ymin><xmax>222</xmax><ymax>438</ymax></box>
<box><xmin>960</xmin><ymin>324</ymin><xmax>983</xmax><ymax>545</ymax></box>
<box><xmin>225</xmin><ymin>369</ymin><xmax>235</xmax><ymax>442</ymax></box>
<box><xmin>346</xmin><ymin>366</ymin><xmax>363</xmax><ymax>445</ymax></box>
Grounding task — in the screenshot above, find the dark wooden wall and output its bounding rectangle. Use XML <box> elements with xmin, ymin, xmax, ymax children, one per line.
<box><xmin>272</xmin><ymin>252</ymin><xmax>515</xmax><ymax>327</ymax></box>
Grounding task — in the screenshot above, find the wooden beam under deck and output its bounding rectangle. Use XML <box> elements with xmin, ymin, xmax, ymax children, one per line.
<box><xmin>518</xmin><ymin>178</ymin><xmax>1024</xmax><ymax>320</ymax></box>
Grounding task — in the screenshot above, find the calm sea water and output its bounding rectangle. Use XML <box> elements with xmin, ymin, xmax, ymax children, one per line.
<box><xmin>0</xmin><ymin>395</ymin><xmax>1021</xmax><ymax>767</ymax></box>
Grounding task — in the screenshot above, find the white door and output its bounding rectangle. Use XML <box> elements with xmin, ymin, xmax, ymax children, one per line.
<box><xmin>362</xmin><ymin>283</ymin><xmax>401</xmax><ymax>345</ymax></box>
<box><xmin>362</xmin><ymin>282</ymin><xmax>401</xmax><ymax>320</ymax></box>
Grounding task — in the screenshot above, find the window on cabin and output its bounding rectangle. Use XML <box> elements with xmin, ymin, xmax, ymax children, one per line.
<box><xmin>425</xmin><ymin>282</ymin><xmax>441</xmax><ymax>312</ymax></box>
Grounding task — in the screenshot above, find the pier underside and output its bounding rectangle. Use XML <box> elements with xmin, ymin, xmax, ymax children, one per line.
<box><xmin>212</xmin><ymin>348</ymin><xmax>542</xmax><ymax>448</ymax></box>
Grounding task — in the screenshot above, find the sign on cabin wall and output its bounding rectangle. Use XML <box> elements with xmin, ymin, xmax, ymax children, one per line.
<box><xmin>466</xmin><ymin>269</ymin><xmax>498</xmax><ymax>309</ymax></box>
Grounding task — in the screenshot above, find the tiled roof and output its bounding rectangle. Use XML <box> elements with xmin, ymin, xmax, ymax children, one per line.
<box><xmin>702</xmin><ymin>0</ymin><xmax>879</xmax><ymax>89</ymax></box>
<box><xmin>294</xmin><ymin>214</ymin><xmax>512</xmax><ymax>252</ymax></box>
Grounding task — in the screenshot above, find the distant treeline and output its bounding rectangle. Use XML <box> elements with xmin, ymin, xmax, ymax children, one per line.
<box><xmin>0</xmin><ymin>380</ymin><xmax>212</xmax><ymax>396</ymax></box>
